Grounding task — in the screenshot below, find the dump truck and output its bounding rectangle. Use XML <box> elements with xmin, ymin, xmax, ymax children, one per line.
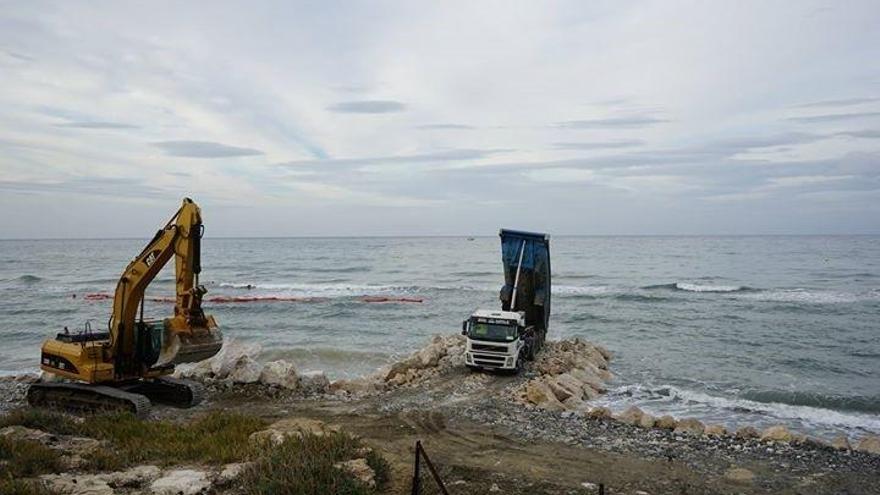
<box><xmin>462</xmin><ymin>229</ymin><xmax>550</xmax><ymax>372</ymax></box>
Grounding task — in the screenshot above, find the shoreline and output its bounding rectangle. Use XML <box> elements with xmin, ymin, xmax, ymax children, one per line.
<box><xmin>2</xmin><ymin>336</ymin><xmax>879</xmax><ymax>493</ymax></box>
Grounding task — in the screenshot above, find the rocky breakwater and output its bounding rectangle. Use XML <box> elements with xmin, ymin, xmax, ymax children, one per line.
<box><xmin>513</xmin><ymin>338</ymin><xmax>613</xmax><ymax>412</ymax></box>
<box><xmin>176</xmin><ymin>339</ymin><xmax>330</xmax><ymax>395</ymax></box>
<box><xmin>330</xmin><ymin>334</ymin><xmax>467</xmax><ymax>396</ymax></box>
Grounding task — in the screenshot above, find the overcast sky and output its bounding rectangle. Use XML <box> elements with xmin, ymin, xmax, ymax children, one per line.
<box><xmin>1</xmin><ymin>1</ymin><xmax>879</xmax><ymax>237</ymax></box>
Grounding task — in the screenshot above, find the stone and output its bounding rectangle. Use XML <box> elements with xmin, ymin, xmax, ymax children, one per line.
<box><xmin>334</xmin><ymin>458</ymin><xmax>375</xmax><ymax>487</ymax></box>
<box><xmin>41</xmin><ymin>474</ymin><xmax>114</xmax><ymax>495</ymax></box>
<box><xmin>705</xmin><ymin>424</ymin><xmax>728</xmax><ymax>437</ymax></box>
<box><xmin>259</xmin><ymin>360</ymin><xmax>299</xmax><ymax>389</ymax></box>
<box><xmin>101</xmin><ymin>465</ymin><xmax>161</xmax><ymax>488</ymax></box>
<box><xmin>249</xmin><ymin>417</ymin><xmax>342</xmax><ymax>447</ymax></box>
<box><xmin>655</xmin><ymin>415</ymin><xmax>677</xmax><ymax>430</ymax></box>
<box><xmin>735</xmin><ymin>426</ymin><xmax>759</xmax><ymax>439</ymax></box>
<box><xmin>562</xmin><ymin>395</ymin><xmax>586</xmax><ymax>411</ymax></box>
<box><xmin>615</xmin><ymin>406</ymin><xmax>644</xmax><ymax>426</ymax></box>
<box><xmin>217</xmin><ymin>462</ymin><xmax>252</xmax><ymax>485</ymax></box>
<box><xmin>724</xmin><ymin>467</ymin><xmax>755</xmax><ymax>485</ymax></box>
<box><xmin>150</xmin><ymin>469</ymin><xmax>211</xmax><ymax>495</ymax></box>
<box><xmin>638</xmin><ymin>413</ymin><xmax>656</xmax><ymax>429</ymax></box>
<box><xmin>330</xmin><ymin>378</ymin><xmax>379</xmax><ymax>395</ymax></box>
<box><xmin>548</xmin><ymin>378</ymin><xmax>575</xmax><ymax>402</ymax></box>
<box><xmin>856</xmin><ymin>435</ymin><xmax>880</xmax><ymax>454</ymax></box>
<box><xmin>569</xmin><ymin>368</ymin><xmax>606</xmax><ymax>393</ymax></box>
<box><xmin>674</xmin><ymin>418</ymin><xmax>705</xmax><ymax>436</ymax></box>
<box><xmin>228</xmin><ymin>355</ymin><xmax>264</xmax><ymax>384</ymax></box>
<box><xmin>299</xmin><ymin>370</ymin><xmax>330</xmax><ymax>394</ymax></box>
<box><xmin>210</xmin><ymin>338</ymin><xmax>262</xmax><ymax>378</ymax></box>
<box><xmin>588</xmin><ymin>407</ymin><xmax>612</xmax><ymax>419</ymax></box>
<box><xmin>831</xmin><ymin>435</ymin><xmax>852</xmax><ymax>451</ymax></box>
<box><xmin>525</xmin><ymin>380</ymin><xmax>558</xmax><ymax>406</ymax></box>
<box><xmin>761</xmin><ymin>425</ymin><xmax>793</xmax><ymax>443</ymax></box>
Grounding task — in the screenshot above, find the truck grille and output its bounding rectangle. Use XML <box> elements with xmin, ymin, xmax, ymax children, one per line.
<box><xmin>471</xmin><ymin>343</ymin><xmax>508</xmax><ymax>353</ymax></box>
<box><xmin>472</xmin><ymin>353</ymin><xmax>506</xmax><ymax>367</ymax></box>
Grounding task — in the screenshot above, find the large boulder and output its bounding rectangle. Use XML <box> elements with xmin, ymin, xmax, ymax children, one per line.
<box><xmin>857</xmin><ymin>435</ymin><xmax>880</xmax><ymax>454</ymax></box>
<box><xmin>525</xmin><ymin>380</ymin><xmax>565</xmax><ymax>411</ymax></box>
<box><xmin>229</xmin><ymin>355</ymin><xmax>264</xmax><ymax>384</ymax></box>
<box><xmin>40</xmin><ymin>474</ymin><xmax>114</xmax><ymax>495</ymax></box>
<box><xmin>674</xmin><ymin>418</ymin><xmax>705</xmax><ymax>436</ymax></box>
<box><xmin>760</xmin><ymin>425</ymin><xmax>793</xmax><ymax>443</ymax></box>
<box><xmin>615</xmin><ymin>406</ymin><xmax>644</xmax><ymax>426</ymax></box>
<box><xmin>334</xmin><ymin>458</ymin><xmax>375</xmax><ymax>488</ymax></box>
<box><xmin>638</xmin><ymin>412</ymin><xmax>656</xmax><ymax>429</ymax></box>
<box><xmin>705</xmin><ymin>424</ymin><xmax>728</xmax><ymax>437</ymax></box>
<box><xmin>150</xmin><ymin>469</ymin><xmax>211</xmax><ymax>495</ymax></box>
<box><xmin>588</xmin><ymin>406</ymin><xmax>612</xmax><ymax>419</ymax></box>
<box><xmin>299</xmin><ymin>370</ymin><xmax>330</xmax><ymax>394</ymax></box>
<box><xmin>735</xmin><ymin>426</ymin><xmax>759</xmax><ymax>439</ymax></box>
<box><xmin>259</xmin><ymin>360</ymin><xmax>299</xmax><ymax>389</ymax></box>
<box><xmin>101</xmin><ymin>465</ymin><xmax>161</xmax><ymax>488</ymax></box>
<box><xmin>831</xmin><ymin>435</ymin><xmax>852</xmax><ymax>451</ymax></box>
<box><xmin>656</xmin><ymin>415</ymin><xmax>677</xmax><ymax>430</ymax></box>
<box><xmin>250</xmin><ymin>417</ymin><xmax>341</xmax><ymax>447</ymax></box>
<box><xmin>210</xmin><ymin>338</ymin><xmax>262</xmax><ymax>378</ymax></box>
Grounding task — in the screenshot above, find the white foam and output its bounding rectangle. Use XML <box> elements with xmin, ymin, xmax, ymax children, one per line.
<box><xmin>604</xmin><ymin>383</ymin><xmax>880</xmax><ymax>433</ymax></box>
<box><xmin>675</xmin><ymin>282</ymin><xmax>743</xmax><ymax>292</ymax></box>
<box><xmin>552</xmin><ymin>285</ymin><xmax>615</xmax><ymax>295</ymax></box>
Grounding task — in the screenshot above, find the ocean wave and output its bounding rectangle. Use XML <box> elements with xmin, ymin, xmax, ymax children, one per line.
<box><xmin>643</xmin><ymin>282</ymin><xmax>752</xmax><ymax>293</ymax></box>
<box><xmin>746</xmin><ymin>288</ymin><xmax>878</xmax><ymax>304</ymax></box>
<box><xmin>605</xmin><ymin>383</ymin><xmax>880</xmax><ymax>432</ymax></box>
<box><xmin>13</xmin><ymin>275</ymin><xmax>43</xmax><ymax>283</ymax></box>
<box><xmin>553</xmin><ymin>285</ymin><xmax>615</xmax><ymax>296</ymax></box>
<box><xmin>216</xmin><ymin>282</ymin><xmax>491</xmax><ymax>297</ymax></box>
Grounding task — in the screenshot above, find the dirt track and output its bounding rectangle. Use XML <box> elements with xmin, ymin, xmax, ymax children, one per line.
<box><xmin>189</xmin><ymin>364</ymin><xmax>880</xmax><ymax>495</ymax></box>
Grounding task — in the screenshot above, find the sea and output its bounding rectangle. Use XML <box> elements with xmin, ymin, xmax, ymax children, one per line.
<box><xmin>0</xmin><ymin>236</ymin><xmax>878</xmax><ymax>440</ymax></box>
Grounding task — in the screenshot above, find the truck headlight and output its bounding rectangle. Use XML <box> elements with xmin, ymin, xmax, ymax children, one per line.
<box><xmin>466</xmin><ymin>353</ymin><xmax>473</xmax><ymax>363</ymax></box>
<box><xmin>505</xmin><ymin>357</ymin><xmax>513</xmax><ymax>366</ymax></box>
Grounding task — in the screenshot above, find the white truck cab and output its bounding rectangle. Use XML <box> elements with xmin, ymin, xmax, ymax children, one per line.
<box><xmin>462</xmin><ymin>309</ymin><xmax>531</xmax><ymax>372</ymax></box>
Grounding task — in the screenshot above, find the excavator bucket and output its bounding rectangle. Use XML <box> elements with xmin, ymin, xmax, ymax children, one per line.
<box><xmin>157</xmin><ymin>322</ymin><xmax>223</xmax><ymax>366</ymax></box>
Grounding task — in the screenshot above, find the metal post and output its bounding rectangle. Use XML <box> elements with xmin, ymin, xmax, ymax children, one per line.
<box><xmin>599</xmin><ymin>483</ymin><xmax>604</xmax><ymax>495</ymax></box>
<box><xmin>411</xmin><ymin>440</ymin><xmax>421</xmax><ymax>495</ymax></box>
<box><xmin>510</xmin><ymin>239</ymin><xmax>526</xmax><ymax>309</ymax></box>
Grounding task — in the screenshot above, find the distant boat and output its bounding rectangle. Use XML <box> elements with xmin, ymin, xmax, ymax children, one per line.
<box><xmin>467</xmin><ymin>237</ymin><xmax>475</xmax><ymax>241</ymax></box>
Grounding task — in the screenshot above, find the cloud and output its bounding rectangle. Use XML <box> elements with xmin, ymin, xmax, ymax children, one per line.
<box><xmin>415</xmin><ymin>123</ymin><xmax>475</xmax><ymax>130</ymax></box>
<box><xmin>553</xmin><ymin>140</ymin><xmax>644</xmax><ymax>150</ymax></box>
<box><xmin>835</xmin><ymin>130</ymin><xmax>880</xmax><ymax>139</ymax></box>
<box><xmin>326</xmin><ymin>100</ymin><xmax>406</xmax><ymax>113</ymax></box>
<box><xmin>56</xmin><ymin>121</ymin><xmax>139</xmax><ymax>129</ymax></box>
<box><xmin>152</xmin><ymin>141</ymin><xmax>263</xmax><ymax>158</ymax></box>
<box><xmin>788</xmin><ymin>111</ymin><xmax>880</xmax><ymax>124</ymax></box>
<box><xmin>796</xmin><ymin>97</ymin><xmax>879</xmax><ymax>108</ymax></box>
<box><xmin>280</xmin><ymin>148</ymin><xmax>508</xmax><ymax>171</ymax></box>
<box><xmin>556</xmin><ymin>116</ymin><xmax>668</xmax><ymax>129</ymax></box>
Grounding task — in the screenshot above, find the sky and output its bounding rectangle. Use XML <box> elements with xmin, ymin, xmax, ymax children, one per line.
<box><xmin>1</xmin><ymin>0</ymin><xmax>879</xmax><ymax>238</ymax></box>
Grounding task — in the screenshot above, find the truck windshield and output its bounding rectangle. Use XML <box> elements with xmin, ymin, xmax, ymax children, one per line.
<box><xmin>469</xmin><ymin>321</ymin><xmax>517</xmax><ymax>341</ymax></box>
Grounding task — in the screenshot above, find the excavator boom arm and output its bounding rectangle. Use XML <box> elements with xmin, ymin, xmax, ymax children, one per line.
<box><xmin>108</xmin><ymin>198</ymin><xmax>208</xmax><ymax>375</ymax></box>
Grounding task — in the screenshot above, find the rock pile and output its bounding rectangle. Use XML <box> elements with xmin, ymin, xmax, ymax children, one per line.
<box><xmin>175</xmin><ymin>338</ymin><xmax>330</xmax><ymax>395</ymax></box>
<box><xmin>513</xmin><ymin>338</ymin><xmax>613</xmax><ymax>411</ymax></box>
<box><xmin>584</xmin><ymin>404</ymin><xmax>880</xmax><ymax>454</ymax></box>
<box><xmin>330</xmin><ymin>334</ymin><xmax>467</xmax><ymax>396</ymax></box>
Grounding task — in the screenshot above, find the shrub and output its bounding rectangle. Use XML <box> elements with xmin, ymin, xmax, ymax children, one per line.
<box><xmin>0</xmin><ymin>479</ymin><xmax>59</xmax><ymax>495</ymax></box>
<box><xmin>241</xmin><ymin>431</ymin><xmax>389</xmax><ymax>495</ymax></box>
<box><xmin>0</xmin><ymin>436</ymin><xmax>62</xmax><ymax>478</ymax></box>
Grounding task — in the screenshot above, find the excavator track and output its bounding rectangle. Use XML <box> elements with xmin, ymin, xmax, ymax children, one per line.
<box><xmin>124</xmin><ymin>377</ymin><xmax>205</xmax><ymax>408</ymax></box>
<box><xmin>27</xmin><ymin>382</ymin><xmax>152</xmax><ymax>418</ymax></box>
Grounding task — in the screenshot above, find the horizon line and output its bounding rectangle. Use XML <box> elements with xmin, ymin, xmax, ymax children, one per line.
<box><xmin>1</xmin><ymin>233</ymin><xmax>879</xmax><ymax>241</ymax></box>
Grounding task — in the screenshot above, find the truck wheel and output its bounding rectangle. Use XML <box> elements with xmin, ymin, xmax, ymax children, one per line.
<box><xmin>466</xmin><ymin>365</ymin><xmax>480</xmax><ymax>372</ymax></box>
<box><xmin>525</xmin><ymin>338</ymin><xmax>536</xmax><ymax>361</ymax></box>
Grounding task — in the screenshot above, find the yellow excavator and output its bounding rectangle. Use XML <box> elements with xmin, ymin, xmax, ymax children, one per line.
<box><xmin>27</xmin><ymin>198</ymin><xmax>223</xmax><ymax>417</ymax></box>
